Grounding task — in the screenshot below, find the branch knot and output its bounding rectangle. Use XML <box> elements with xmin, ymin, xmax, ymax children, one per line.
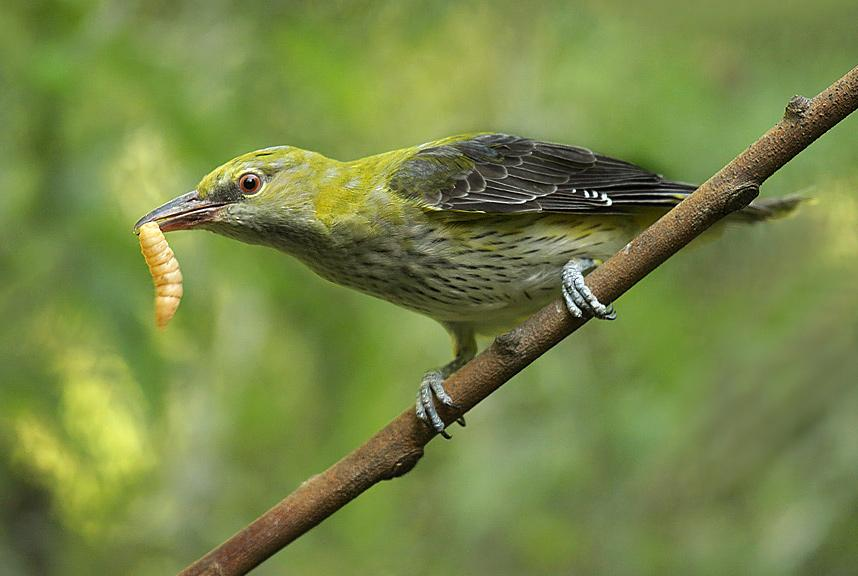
<box><xmin>386</xmin><ymin>448</ymin><xmax>424</xmax><ymax>479</ymax></box>
<box><xmin>493</xmin><ymin>329</ymin><xmax>523</xmax><ymax>358</ymax></box>
<box><xmin>785</xmin><ymin>95</ymin><xmax>812</xmax><ymax>120</ymax></box>
<box><xmin>725</xmin><ymin>183</ymin><xmax>761</xmax><ymax>214</ymax></box>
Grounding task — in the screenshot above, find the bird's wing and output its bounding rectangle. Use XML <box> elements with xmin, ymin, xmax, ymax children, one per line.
<box><xmin>388</xmin><ymin>133</ymin><xmax>696</xmax><ymax>214</ymax></box>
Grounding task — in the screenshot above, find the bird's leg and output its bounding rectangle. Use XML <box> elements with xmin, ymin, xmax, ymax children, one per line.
<box><xmin>415</xmin><ymin>325</ymin><xmax>476</xmax><ymax>439</ymax></box>
<box><xmin>561</xmin><ymin>258</ymin><xmax>617</xmax><ymax>320</ymax></box>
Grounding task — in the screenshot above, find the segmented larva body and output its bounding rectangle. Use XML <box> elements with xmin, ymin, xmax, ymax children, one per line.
<box><xmin>138</xmin><ymin>222</ymin><xmax>183</xmax><ymax>329</ymax></box>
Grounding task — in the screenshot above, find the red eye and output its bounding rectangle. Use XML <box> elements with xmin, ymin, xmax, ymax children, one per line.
<box><xmin>238</xmin><ymin>173</ymin><xmax>262</xmax><ymax>195</ymax></box>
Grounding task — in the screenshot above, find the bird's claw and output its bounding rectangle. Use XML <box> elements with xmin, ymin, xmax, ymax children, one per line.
<box><xmin>415</xmin><ymin>370</ymin><xmax>463</xmax><ymax>439</ymax></box>
<box><xmin>561</xmin><ymin>259</ymin><xmax>617</xmax><ymax>320</ymax></box>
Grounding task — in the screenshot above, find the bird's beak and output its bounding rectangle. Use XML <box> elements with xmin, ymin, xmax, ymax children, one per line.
<box><xmin>133</xmin><ymin>190</ymin><xmax>227</xmax><ymax>233</ymax></box>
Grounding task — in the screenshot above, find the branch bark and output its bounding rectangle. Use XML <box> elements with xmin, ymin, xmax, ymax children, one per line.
<box><xmin>179</xmin><ymin>65</ymin><xmax>858</xmax><ymax>576</ymax></box>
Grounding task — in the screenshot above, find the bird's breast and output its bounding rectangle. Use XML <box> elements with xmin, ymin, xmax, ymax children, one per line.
<box><xmin>291</xmin><ymin>213</ymin><xmax>636</xmax><ymax>330</ymax></box>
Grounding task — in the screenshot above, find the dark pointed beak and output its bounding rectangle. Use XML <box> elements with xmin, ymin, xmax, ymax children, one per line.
<box><xmin>133</xmin><ymin>190</ymin><xmax>227</xmax><ymax>233</ymax></box>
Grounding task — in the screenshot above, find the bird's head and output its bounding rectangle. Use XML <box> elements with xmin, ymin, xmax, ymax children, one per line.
<box><xmin>134</xmin><ymin>146</ymin><xmax>330</xmax><ymax>246</ymax></box>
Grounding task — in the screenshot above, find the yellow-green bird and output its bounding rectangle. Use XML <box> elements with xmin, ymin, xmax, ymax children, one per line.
<box><xmin>135</xmin><ymin>133</ymin><xmax>799</xmax><ymax>437</ymax></box>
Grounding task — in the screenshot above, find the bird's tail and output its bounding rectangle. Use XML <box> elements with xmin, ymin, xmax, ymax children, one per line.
<box><xmin>732</xmin><ymin>194</ymin><xmax>808</xmax><ymax>223</ymax></box>
<box><xmin>629</xmin><ymin>180</ymin><xmax>807</xmax><ymax>223</ymax></box>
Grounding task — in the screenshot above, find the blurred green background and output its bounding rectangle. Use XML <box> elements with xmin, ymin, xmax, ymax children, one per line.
<box><xmin>1</xmin><ymin>1</ymin><xmax>857</xmax><ymax>574</ymax></box>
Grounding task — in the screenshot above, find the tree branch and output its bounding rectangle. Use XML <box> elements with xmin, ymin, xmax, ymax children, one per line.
<box><xmin>179</xmin><ymin>65</ymin><xmax>858</xmax><ymax>576</ymax></box>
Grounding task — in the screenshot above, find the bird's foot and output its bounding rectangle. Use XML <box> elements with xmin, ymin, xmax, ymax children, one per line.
<box><xmin>415</xmin><ymin>370</ymin><xmax>465</xmax><ymax>439</ymax></box>
<box><xmin>561</xmin><ymin>258</ymin><xmax>617</xmax><ymax>320</ymax></box>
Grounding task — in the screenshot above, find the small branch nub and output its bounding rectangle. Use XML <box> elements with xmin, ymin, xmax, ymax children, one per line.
<box><xmin>387</xmin><ymin>449</ymin><xmax>424</xmax><ymax>479</ymax></box>
<box><xmin>724</xmin><ymin>183</ymin><xmax>760</xmax><ymax>214</ymax></box>
<box><xmin>785</xmin><ymin>95</ymin><xmax>812</xmax><ymax>119</ymax></box>
<box><xmin>494</xmin><ymin>329</ymin><xmax>523</xmax><ymax>358</ymax></box>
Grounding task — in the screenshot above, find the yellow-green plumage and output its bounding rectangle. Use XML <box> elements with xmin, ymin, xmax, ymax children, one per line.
<box><xmin>191</xmin><ymin>133</ymin><xmax>794</xmax><ymax>335</ymax></box>
<box><xmin>136</xmin><ymin>133</ymin><xmax>801</xmax><ymax>435</ymax></box>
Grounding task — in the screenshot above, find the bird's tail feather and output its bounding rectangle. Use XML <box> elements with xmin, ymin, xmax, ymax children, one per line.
<box><xmin>616</xmin><ymin>181</ymin><xmax>807</xmax><ymax>223</ymax></box>
<box><xmin>733</xmin><ymin>194</ymin><xmax>808</xmax><ymax>223</ymax></box>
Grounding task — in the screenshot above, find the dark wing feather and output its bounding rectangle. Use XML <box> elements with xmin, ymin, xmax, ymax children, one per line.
<box><xmin>389</xmin><ymin>133</ymin><xmax>696</xmax><ymax>214</ymax></box>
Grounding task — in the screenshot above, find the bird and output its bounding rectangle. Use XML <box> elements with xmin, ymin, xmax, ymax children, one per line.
<box><xmin>134</xmin><ymin>133</ymin><xmax>801</xmax><ymax>437</ymax></box>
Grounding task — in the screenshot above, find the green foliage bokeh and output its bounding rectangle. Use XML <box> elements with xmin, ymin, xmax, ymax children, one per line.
<box><xmin>1</xmin><ymin>1</ymin><xmax>857</xmax><ymax>574</ymax></box>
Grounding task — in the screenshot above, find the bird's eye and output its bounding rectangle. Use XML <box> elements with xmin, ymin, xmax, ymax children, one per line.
<box><xmin>238</xmin><ymin>172</ymin><xmax>263</xmax><ymax>195</ymax></box>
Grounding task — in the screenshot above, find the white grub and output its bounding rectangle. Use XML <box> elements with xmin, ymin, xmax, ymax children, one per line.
<box><xmin>138</xmin><ymin>222</ymin><xmax>183</xmax><ymax>329</ymax></box>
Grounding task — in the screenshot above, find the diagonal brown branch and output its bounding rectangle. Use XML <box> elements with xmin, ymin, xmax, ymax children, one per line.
<box><xmin>179</xmin><ymin>65</ymin><xmax>858</xmax><ymax>576</ymax></box>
